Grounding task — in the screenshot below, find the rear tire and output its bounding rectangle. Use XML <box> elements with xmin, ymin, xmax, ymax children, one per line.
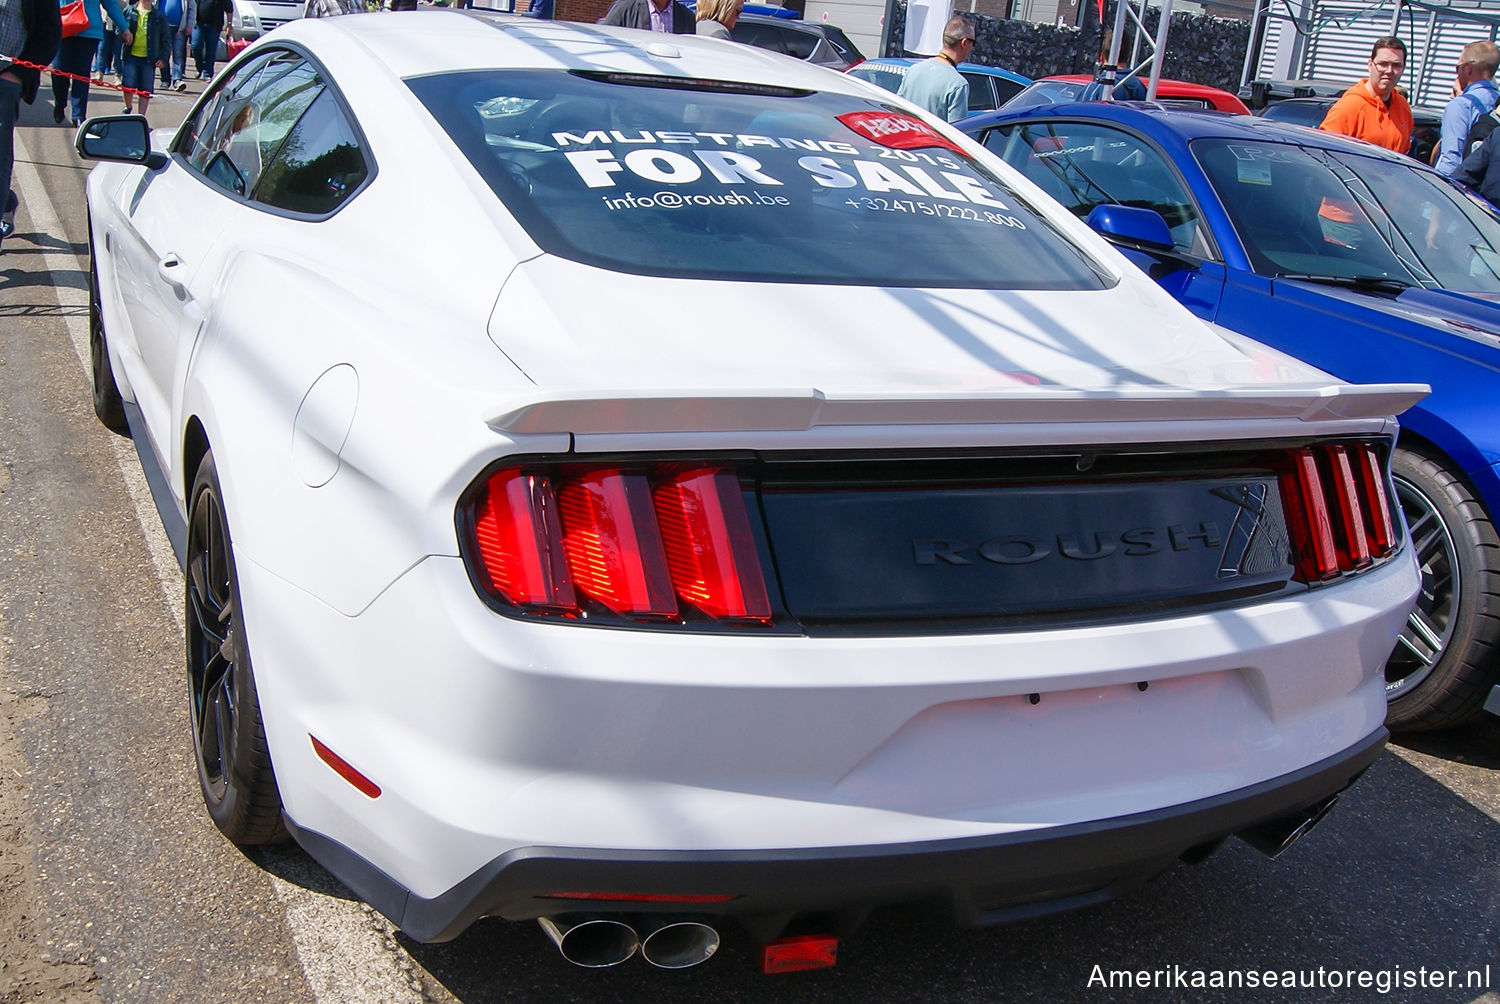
<box><xmin>1384</xmin><ymin>448</ymin><xmax>1500</xmax><ymax>731</ymax></box>
<box><xmin>88</xmin><ymin>234</ymin><xmax>128</xmax><ymax>433</ymax></box>
<box><xmin>186</xmin><ymin>450</ymin><xmax>287</xmax><ymax>844</ymax></box>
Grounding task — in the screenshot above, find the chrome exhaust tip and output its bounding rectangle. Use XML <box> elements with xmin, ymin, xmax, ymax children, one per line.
<box><xmin>637</xmin><ymin>916</ymin><xmax>721</xmax><ymax>970</ymax></box>
<box><xmin>1237</xmin><ymin>794</ymin><xmax>1339</xmax><ymax>859</ymax></box>
<box><xmin>537</xmin><ymin>915</ymin><xmax>640</xmax><ymax>968</ymax></box>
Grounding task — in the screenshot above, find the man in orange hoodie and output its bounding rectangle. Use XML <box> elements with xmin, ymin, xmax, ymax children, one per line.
<box><xmin>1320</xmin><ymin>36</ymin><xmax>1414</xmax><ymax>154</ymax></box>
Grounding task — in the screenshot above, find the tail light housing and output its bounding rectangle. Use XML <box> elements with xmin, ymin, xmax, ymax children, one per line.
<box><xmin>1278</xmin><ymin>441</ymin><xmax>1399</xmax><ymax>584</ymax></box>
<box><xmin>462</xmin><ymin>460</ymin><xmax>774</xmax><ymax>627</ymax></box>
<box><xmin>459</xmin><ymin>441</ymin><xmax>1401</xmax><ymax>630</ymax></box>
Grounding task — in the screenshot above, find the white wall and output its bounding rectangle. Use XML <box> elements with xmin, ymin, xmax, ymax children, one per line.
<box><xmin>803</xmin><ymin>0</ymin><xmax>888</xmax><ymax>59</ymax></box>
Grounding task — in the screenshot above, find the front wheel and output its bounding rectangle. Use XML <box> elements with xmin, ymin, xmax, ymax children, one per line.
<box><xmin>88</xmin><ymin>234</ymin><xmax>128</xmax><ymax>433</ymax></box>
<box><xmin>186</xmin><ymin>450</ymin><xmax>286</xmax><ymax>844</ymax></box>
<box><xmin>1384</xmin><ymin>449</ymin><xmax>1500</xmax><ymax>731</ymax></box>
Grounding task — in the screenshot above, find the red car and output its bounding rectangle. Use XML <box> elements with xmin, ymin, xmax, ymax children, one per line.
<box><xmin>1004</xmin><ymin>74</ymin><xmax>1251</xmax><ymax>115</ymax></box>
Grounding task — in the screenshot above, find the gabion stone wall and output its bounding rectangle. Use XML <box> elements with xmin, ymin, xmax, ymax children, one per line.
<box><xmin>886</xmin><ymin>2</ymin><xmax>1251</xmax><ymax>94</ymax></box>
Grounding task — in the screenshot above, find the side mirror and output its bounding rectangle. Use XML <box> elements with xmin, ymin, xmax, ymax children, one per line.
<box><xmin>75</xmin><ymin>115</ymin><xmax>168</xmax><ymax>169</ymax></box>
<box><xmin>1086</xmin><ymin>203</ymin><xmax>1176</xmax><ymax>253</ymax></box>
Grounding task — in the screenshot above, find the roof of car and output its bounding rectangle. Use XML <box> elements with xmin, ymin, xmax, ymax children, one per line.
<box><xmin>1018</xmin><ymin>74</ymin><xmax>1250</xmax><ymax>114</ymax></box>
<box><xmin>857</xmin><ymin>57</ymin><xmax>1030</xmax><ymax>84</ymax></box>
<box><xmin>1257</xmin><ymin>93</ymin><xmax>1443</xmax><ymax>123</ymax></box>
<box><xmin>960</xmin><ymin>100</ymin><xmax>1421</xmax><ymax>164</ymax></box>
<box><xmin>274</xmin><ymin>10</ymin><xmax>864</xmax><ymax>90</ymax></box>
<box><xmin>1041</xmin><ymin>73</ymin><xmax>1235</xmax><ymax>98</ymax></box>
<box><xmin>733</xmin><ymin>11</ymin><xmax>830</xmax><ymax>28</ymax></box>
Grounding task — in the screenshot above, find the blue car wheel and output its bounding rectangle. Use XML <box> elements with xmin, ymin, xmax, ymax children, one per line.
<box><xmin>1386</xmin><ymin>448</ymin><xmax>1500</xmax><ymax>730</ymax></box>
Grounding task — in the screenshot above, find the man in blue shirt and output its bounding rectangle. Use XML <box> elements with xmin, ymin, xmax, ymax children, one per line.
<box><xmin>1435</xmin><ymin>40</ymin><xmax>1499</xmax><ymax>176</ymax></box>
<box><xmin>158</xmin><ymin>0</ymin><xmax>194</xmax><ymax>90</ymax></box>
<box><xmin>896</xmin><ymin>16</ymin><xmax>973</xmax><ymax>123</ymax></box>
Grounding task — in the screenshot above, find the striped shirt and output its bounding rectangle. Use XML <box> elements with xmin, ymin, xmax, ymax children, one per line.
<box><xmin>0</xmin><ymin>0</ymin><xmax>27</xmax><ymax>66</ymax></box>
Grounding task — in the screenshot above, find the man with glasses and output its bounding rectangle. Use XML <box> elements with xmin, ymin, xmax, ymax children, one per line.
<box><xmin>896</xmin><ymin>15</ymin><xmax>973</xmax><ymax>123</ymax></box>
<box><xmin>1319</xmin><ymin>36</ymin><xmax>1414</xmax><ymax>154</ymax></box>
<box><xmin>1435</xmin><ymin>40</ymin><xmax>1499</xmax><ymax>175</ymax></box>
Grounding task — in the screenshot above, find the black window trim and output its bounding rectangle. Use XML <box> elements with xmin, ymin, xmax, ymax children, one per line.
<box><xmin>167</xmin><ymin>42</ymin><xmax>379</xmax><ymax>221</ymax></box>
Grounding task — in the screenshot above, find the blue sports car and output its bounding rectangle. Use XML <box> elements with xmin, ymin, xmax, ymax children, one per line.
<box><xmin>962</xmin><ymin>102</ymin><xmax>1500</xmax><ymax>730</ymax></box>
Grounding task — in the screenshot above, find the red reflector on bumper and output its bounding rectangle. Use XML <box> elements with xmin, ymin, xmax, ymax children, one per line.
<box><xmin>762</xmin><ymin>934</ymin><xmax>838</xmax><ymax>974</ymax></box>
<box><xmin>310</xmin><ymin>736</ymin><xmax>381</xmax><ymax>799</ymax></box>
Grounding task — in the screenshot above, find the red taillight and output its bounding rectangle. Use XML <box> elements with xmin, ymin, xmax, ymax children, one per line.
<box><xmin>558</xmin><ymin>470</ymin><xmax>678</xmax><ymax>619</ymax></box>
<box><xmin>1354</xmin><ymin>445</ymin><xmax>1397</xmax><ymax>556</ymax></box>
<box><xmin>472</xmin><ymin>470</ymin><xmax>576</xmax><ymax>611</ymax></box>
<box><xmin>654</xmin><ymin>469</ymin><xmax>772</xmax><ymax>623</ymax></box>
<box><xmin>1281</xmin><ymin>442</ymin><xmax>1397</xmax><ymax>584</ymax></box>
<box><xmin>1281</xmin><ymin>448</ymin><xmax>1339</xmax><ymax>582</ymax></box>
<box><xmin>465</xmin><ymin>462</ymin><xmax>774</xmax><ymax>626</ymax></box>
<box><xmin>762</xmin><ymin>934</ymin><xmax>838</xmax><ymax>974</ymax></box>
<box><xmin>1326</xmin><ymin>445</ymin><xmax>1371</xmax><ymax>570</ymax></box>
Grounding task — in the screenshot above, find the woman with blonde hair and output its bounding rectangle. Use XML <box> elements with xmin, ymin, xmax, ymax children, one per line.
<box><xmin>695</xmin><ymin>0</ymin><xmax>741</xmax><ymax>39</ymax></box>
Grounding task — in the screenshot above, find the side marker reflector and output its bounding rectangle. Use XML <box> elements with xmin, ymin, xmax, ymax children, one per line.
<box><xmin>310</xmin><ymin>735</ymin><xmax>381</xmax><ymax>799</ymax></box>
<box><xmin>762</xmin><ymin>934</ymin><xmax>838</xmax><ymax>974</ymax></box>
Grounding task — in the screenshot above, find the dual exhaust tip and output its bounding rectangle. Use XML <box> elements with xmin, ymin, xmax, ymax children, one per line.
<box><xmin>538</xmin><ymin>914</ymin><xmax>720</xmax><ymax>970</ymax></box>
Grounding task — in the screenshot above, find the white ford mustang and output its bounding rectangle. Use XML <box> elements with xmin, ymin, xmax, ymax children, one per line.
<box><xmin>77</xmin><ymin>12</ymin><xmax>1426</xmax><ymax>972</ymax></box>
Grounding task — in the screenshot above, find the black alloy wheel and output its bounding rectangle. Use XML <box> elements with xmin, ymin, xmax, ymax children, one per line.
<box><xmin>88</xmin><ymin>228</ymin><xmax>128</xmax><ymax>433</ymax></box>
<box><xmin>187</xmin><ymin>450</ymin><xmax>286</xmax><ymax>844</ymax></box>
<box><xmin>1384</xmin><ymin>449</ymin><xmax>1500</xmax><ymax>730</ymax></box>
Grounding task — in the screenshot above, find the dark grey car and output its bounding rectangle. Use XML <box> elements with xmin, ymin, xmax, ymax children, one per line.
<box><xmin>728</xmin><ymin>13</ymin><xmax>864</xmax><ymax>69</ymax></box>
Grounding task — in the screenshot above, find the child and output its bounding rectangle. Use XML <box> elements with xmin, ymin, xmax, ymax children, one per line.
<box><xmin>119</xmin><ymin>0</ymin><xmax>171</xmax><ymax>117</ymax></box>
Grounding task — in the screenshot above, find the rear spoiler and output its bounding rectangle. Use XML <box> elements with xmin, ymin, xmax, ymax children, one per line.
<box><xmin>486</xmin><ymin>384</ymin><xmax>1429</xmax><ymax>437</ymax></box>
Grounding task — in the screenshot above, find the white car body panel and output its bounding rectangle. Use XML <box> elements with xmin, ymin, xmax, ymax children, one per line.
<box><xmin>240</xmin><ymin>551</ymin><xmax>1413</xmax><ymax>898</ymax></box>
<box><xmin>78</xmin><ymin>12</ymin><xmax>1428</xmax><ymax>945</ymax></box>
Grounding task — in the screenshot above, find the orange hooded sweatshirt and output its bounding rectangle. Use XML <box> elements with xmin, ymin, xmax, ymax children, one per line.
<box><xmin>1318</xmin><ymin>79</ymin><xmax>1413</xmax><ymax>154</ymax></box>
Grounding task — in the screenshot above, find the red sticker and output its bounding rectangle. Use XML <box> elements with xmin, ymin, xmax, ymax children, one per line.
<box><xmin>836</xmin><ymin>111</ymin><xmax>967</xmax><ymax>155</ymax></box>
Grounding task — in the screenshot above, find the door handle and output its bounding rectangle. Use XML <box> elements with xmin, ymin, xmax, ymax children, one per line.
<box><xmin>157</xmin><ymin>253</ymin><xmax>186</xmax><ymax>288</ymax></box>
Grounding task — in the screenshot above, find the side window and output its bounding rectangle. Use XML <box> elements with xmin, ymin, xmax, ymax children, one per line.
<box><xmin>777</xmin><ymin>28</ymin><xmax>818</xmax><ymax>60</ymax></box>
<box><xmin>728</xmin><ymin>23</ymin><xmax>785</xmax><ymax>55</ymax></box>
<box><xmin>992</xmin><ymin>78</ymin><xmax>1025</xmax><ymax>107</ymax></box>
<box><xmin>962</xmin><ymin>73</ymin><xmax>996</xmax><ymax>112</ymax></box>
<box><xmin>255</xmin><ymin>89</ymin><xmax>369</xmax><ymax>214</ymax></box>
<box><xmin>232</xmin><ymin>56</ymin><xmax>325</xmax><ymax>198</ymax></box>
<box><xmin>175</xmin><ymin>50</ymin><xmax>328</xmax><ymax>202</ymax></box>
<box><xmin>174</xmin><ymin>50</ymin><xmax>277</xmax><ymax>168</ymax></box>
<box><xmin>991</xmin><ymin>121</ymin><xmax>1205</xmax><ymax>256</ymax></box>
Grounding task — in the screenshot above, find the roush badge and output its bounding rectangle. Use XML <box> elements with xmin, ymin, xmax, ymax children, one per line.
<box><xmin>837</xmin><ymin>112</ymin><xmax>967</xmax><ymax>155</ymax></box>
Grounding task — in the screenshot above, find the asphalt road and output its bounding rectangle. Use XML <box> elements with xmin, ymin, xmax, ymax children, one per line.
<box><xmin>0</xmin><ymin>76</ymin><xmax>1497</xmax><ymax>1004</ymax></box>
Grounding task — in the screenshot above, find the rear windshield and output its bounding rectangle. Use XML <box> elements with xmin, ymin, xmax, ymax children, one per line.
<box><xmin>407</xmin><ymin>70</ymin><xmax>1110</xmax><ymax>289</ymax></box>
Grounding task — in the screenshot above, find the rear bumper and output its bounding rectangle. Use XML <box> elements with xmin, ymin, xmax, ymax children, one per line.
<box><xmin>286</xmin><ymin>726</ymin><xmax>1387</xmax><ymax>943</ymax></box>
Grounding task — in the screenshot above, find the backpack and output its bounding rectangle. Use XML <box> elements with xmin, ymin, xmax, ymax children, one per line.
<box><xmin>1464</xmin><ymin>105</ymin><xmax>1500</xmax><ymax>159</ymax></box>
